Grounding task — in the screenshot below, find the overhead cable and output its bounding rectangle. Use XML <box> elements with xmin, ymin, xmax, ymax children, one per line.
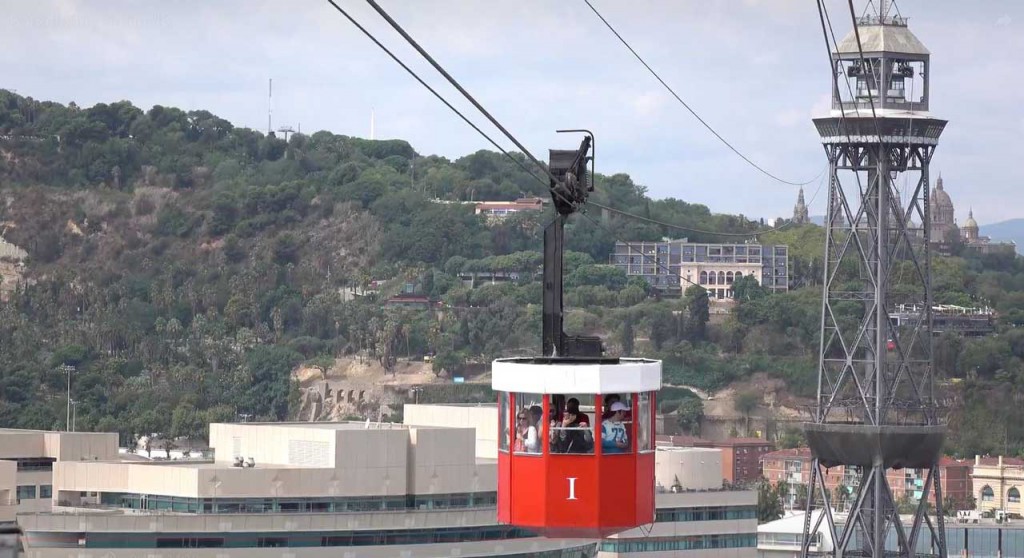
<box><xmin>583</xmin><ymin>0</ymin><xmax>820</xmax><ymax>188</ymax></box>
<box><xmin>328</xmin><ymin>0</ymin><xmax>806</xmax><ymax>250</ymax></box>
<box><xmin>362</xmin><ymin>0</ymin><xmax>564</xmax><ymax>188</ymax></box>
<box><xmin>324</xmin><ymin>0</ymin><xmax>550</xmax><ymax>190</ymax></box>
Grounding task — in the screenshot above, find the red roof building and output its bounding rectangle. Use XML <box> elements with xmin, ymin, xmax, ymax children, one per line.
<box><xmin>474</xmin><ymin>197</ymin><xmax>546</xmax><ymax>221</ymax></box>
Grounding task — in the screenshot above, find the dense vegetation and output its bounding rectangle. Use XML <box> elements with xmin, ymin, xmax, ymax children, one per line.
<box><xmin>2</xmin><ymin>90</ymin><xmax>1024</xmax><ymax>458</ymax></box>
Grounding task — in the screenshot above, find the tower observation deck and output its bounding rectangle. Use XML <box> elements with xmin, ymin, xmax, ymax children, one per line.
<box><xmin>802</xmin><ymin>2</ymin><xmax>948</xmax><ymax>557</ymax></box>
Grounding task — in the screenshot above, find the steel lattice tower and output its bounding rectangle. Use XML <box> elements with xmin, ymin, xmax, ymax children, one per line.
<box><xmin>802</xmin><ymin>3</ymin><xmax>948</xmax><ymax>557</ymax></box>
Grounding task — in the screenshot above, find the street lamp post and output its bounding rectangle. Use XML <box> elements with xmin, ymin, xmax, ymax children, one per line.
<box><xmin>58</xmin><ymin>364</ymin><xmax>75</xmax><ymax>431</ymax></box>
<box><xmin>70</xmin><ymin>399</ymin><xmax>77</xmax><ymax>432</ymax></box>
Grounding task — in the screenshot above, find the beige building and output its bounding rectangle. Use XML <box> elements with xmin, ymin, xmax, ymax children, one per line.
<box><xmin>601</xmin><ymin>447</ymin><xmax>756</xmax><ymax>558</ymax></box>
<box><xmin>0</xmin><ymin>460</ymin><xmax>15</xmax><ymax>524</ymax></box>
<box><xmin>972</xmin><ymin>455</ymin><xmax>1024</xmax><ymax>515</ymax></box>
<box><xmin>18</xmin><ymin>406</ymin><xmax>756</xmax><ymax>557</ymax></box>
<box><xmin>0</xmin><ymin>429</ymin><xmax>117</xmax><ymax>519</ymax></box>
<box><xmin>21</xmin><ymin>418</ymin><xmax>590</xmax><ymax>558</ymax></box>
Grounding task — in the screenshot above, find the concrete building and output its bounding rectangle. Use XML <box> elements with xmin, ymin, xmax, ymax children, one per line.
<box><xmin>757</xmin><ymin>511</ymin><xmax>1024</xmax><ymax>558</ymax></box>
<box><xmin>757</xmin><ymin>511</ymin><xmax>831</xmax><ymax>558</ymax></box>
<box><xmin>599</xmin><ymin>447</ymin><xmax>756</xmax><ymax>558</ymax></box>
<box><xmin>892</xmin><ymin>304</ymin><xmax>995</xmax><ymax>337</ymax></box>
<box><xmin>18</xmin><ymin>405</ymin><xmax>757</xmax><ymax>557</ymax></box>
<box><xmin>610</xmin><ymin>240</ymin><xmax>788</xmax><ymax>299</ymax></box>
<box><xmin>761</xmin><ymin>449</ymin><xmax>973</xmax><ymax>510</ymax></box>
<box><xmin>0</xmin><ymin>429</ymin><xmax>118</xmax><ymax>519</ymax></box>
<box><xmin>0</xmin><ymin>461</ymin><xmax>14</xmax><ymax>525</ymax></box>
<box><xmin>22</xmin><ymin>419</ymin><xmax>592</xmax><ymax>557</ymax></box>
<box><xmin>972</xmin><ymin>455</ymin><xmax>1024</xmax><ymax>516</ymax></box>
<box><xmin>657</xmin><ymin>436</ymin><xmax>773</xmax><ymax>485</ymax></box>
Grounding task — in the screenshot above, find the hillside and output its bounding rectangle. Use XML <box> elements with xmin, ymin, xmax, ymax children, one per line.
<box><xmin>981</xmin><ymin>219</ymin><xmax>1024</xmax><ymax>254</ymax></box>
<box><xmin>2</xmin><ymin>90</ymin><xmax>1024</xmax><ymax>459</ymax></box>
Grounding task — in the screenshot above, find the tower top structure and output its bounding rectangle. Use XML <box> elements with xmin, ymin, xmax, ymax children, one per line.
<box><xmin>826</xmin><ymin>0</ymin><xmax>934</xmax><ymax>117</ymax></box>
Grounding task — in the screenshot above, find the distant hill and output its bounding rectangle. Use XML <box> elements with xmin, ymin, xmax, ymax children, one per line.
<box><xmin>981</xmin><ymin>219</ymin><xmax>1024</xmax><ymax>254</ymax></box>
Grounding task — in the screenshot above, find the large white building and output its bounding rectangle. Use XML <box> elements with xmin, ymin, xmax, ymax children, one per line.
<box><xmin>610</xmin><ymin>240</ymin><xmax>789</xmax><ymax>299</ymax></box>
<box><xmin>757</xmin><ymin>510</ymin><xmax>1024</xmax><ymax>557</ymax></box>
<box><xmin>15</xmin><ymin>405</ymin><xmax>755</xmax><ymax>558</ymax></box>
<box><xmin>0</xmin><ymin>429</ymin><xmax>118</xmax><ymax>524</ymax></box>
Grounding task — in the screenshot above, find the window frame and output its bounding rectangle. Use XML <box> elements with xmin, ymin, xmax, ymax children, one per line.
<box><xmin>512</xmin><ymin>392</ymin><xmax>544</xmax><ymax>456</ymax></box>
<box><xmin>549</xmin><ymin>393</ymin><xmax>596</xmax><ymax>455</ymax></box>
<box><xmin>498</xmin><ymin>391</ymin><xmax>510</xmax><ymax>453</ymax></box>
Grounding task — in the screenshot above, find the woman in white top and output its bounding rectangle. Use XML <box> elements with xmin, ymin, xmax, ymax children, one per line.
<box><xmin>514</xmin><ymin>410</ymin><xmax>539</xmax><ymax>453</ymax></box>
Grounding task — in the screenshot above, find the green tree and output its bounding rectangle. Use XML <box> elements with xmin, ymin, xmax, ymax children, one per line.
<box><xmin>732</xmin><ymin>274</ymin><xmax>768</xmax><ymax>303</ymax></box>
<box><xmin>674</xmin><ymin>398</ymin><xmax>704</xmax><ymax>435</ymax></box>
<box><xmin>432</xmin><ymin>350</ymin><xmax>464</xmax><ymax>378</ymax></box>
<box><xmin>757</xmin><ymin>480</ymin><xmax>786</xmax><ymax>522</ymax></box>
<box><xmin>734</xmin><ymin>391</ymin><xmax>760</xmax><ymax>436</ymax></box>
<box><xmin>777</xmin><ymin>426</ymin><xmax>805</xmax><ymax>449</ymax></box>
<box><xmin>683</xmin><ymin>285</ymin><xmax>709</xmax><ymax>341</ymax></box>
<box><xmin>244</xmin><ymin>346</ymin><xmax>301</xmax><ymax>420</ymax></box>
<box><xmin>170</xmin><ymin>400</ymin><xmax>205</xmax><ymax>448</ymax></box>
<box><xmin>619</xmin><ymin>313</ymin><xmax>635</xmax><ymax>356</ymax></box>
<box><xmin>793</xmin><ymin>483</ymin><xmax>809</xmax><ymax>510</ymax></box>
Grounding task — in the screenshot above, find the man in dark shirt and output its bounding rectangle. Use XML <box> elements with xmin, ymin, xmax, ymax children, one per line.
<box><xmin>554</xmin><ymin>397</ymin><xmax>592</xmax><ymax>453</ymax></box>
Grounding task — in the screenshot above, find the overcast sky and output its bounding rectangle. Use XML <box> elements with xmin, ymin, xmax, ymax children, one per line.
<box><xmin>2</xmin><ymin>1</ymin><xmax>1021</xmax><ymax>224</ymax></box>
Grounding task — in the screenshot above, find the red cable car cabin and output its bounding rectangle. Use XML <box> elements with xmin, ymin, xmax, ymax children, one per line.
<box><xmin>492</xmin><ymin>357</ymin><xmax>662</xmax><ymax>538</ymax></box>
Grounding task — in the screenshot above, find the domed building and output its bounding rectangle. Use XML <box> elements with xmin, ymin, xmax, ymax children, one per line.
<box><xmin>962</xmin><ymin>209</ymin><xmax>979</xmax><ymax>242</ymax></box>
<box><xmin>929</xmin><ymin>174</ymin><xmax>956</xmax><ymax>244</ymax></box>
<box><xmin>959</xmin><ymin>207</ymin><xmax>1016</xmax><ymax>255</ymax></box>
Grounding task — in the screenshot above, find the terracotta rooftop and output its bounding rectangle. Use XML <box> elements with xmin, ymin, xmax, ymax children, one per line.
<box><xmin>712</xmin><ymin>437</ymin><xmax>774</xmax><ymax>447</ymax></box>
<box><xmin>762</xmin><ymin>447</ymin><xmax>813</xmax><ymax>460</ymax></box>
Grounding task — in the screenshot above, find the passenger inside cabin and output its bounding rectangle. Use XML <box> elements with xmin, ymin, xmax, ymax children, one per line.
<box><xmin>602</xmin><ymin>393</ymin><xmax>631</xmax><ymax>422</ymax></box>
<box><xmin>549</xmin><ymin>394</ymin><xmax>566</xmax><ymax>423</ymax></box>
<box><xmin>529</xmin><ymin>405</ymin><xmax>543</xmax><ymax>430</ymax></box>
<box><xmin>514</xmin><ymin>409</ymin><xmax>539</xmax><ymax>454</ymax></box>
<box><xmin>601</xmin><ymin>394</ymin><xmax>621</xmax><ymax>420</ymax></box>
<box><xmin>552</xmin><ymin>397</ymin><xmax>593</xmax><ymax>454</ymax></box>
<box><xmin>601</xmin><ymin>402</ymin><xmax>630</xmax><ymax>453</ymax></box>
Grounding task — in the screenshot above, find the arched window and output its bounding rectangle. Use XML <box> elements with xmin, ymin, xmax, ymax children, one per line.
<box><xmin>699</xmin><ymin>271</ymin><xmax>708</xmax><ymax>284</ymax></box>
<box><xmin>1009</xmin><ymin>487</ymin><xmax>1021</xmax><ymax>504</ymax></box>
<box><xmin>726</xmin><ymin>271</ymin><xmax>734</xmax><ymax>284</ymax></box>
<box><xmin>708</xmin><ymin>272</ymin><xmax>716</xmax><ymax>285</ymax></box>
<box><xmin>718</xmin><ymin>271</ymin><xmax>726</xmax><ymax>285</ymax></box>
<box><xmin>735</xmin><ymin>271</ymin><xmax>743</xmax><ymax>279</ymax></box>
<box><xmin>982</xmin><ymin>486</ymin><xmax>994</xmax><ymax>502</ymax></box>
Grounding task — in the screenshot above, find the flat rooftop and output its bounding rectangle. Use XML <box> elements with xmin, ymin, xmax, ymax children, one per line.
<box><xmin>235</xmin><ymin>421</ymin><xmax>409</xmax><ymax>430</ymax></box>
